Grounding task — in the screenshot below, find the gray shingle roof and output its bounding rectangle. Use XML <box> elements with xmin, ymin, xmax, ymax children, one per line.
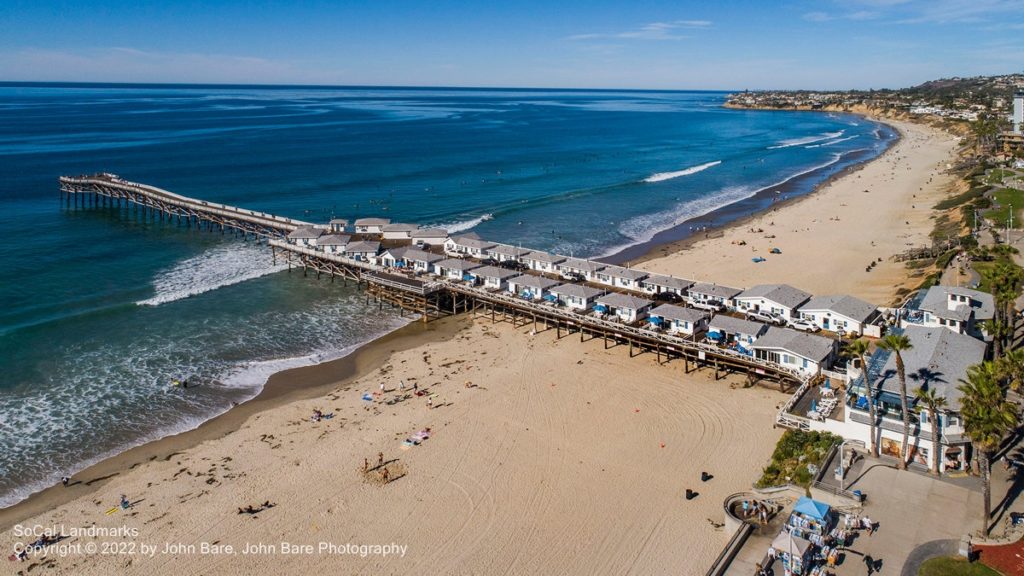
<box><xmin>550</xmin><ymin>283</ymin><xmax>604</xmax><ymax>300</ymax></box>
<box><xmin>559</xmin><ymin>258</ymin><xmax>606</xmax><ymax>274</ymax></box>
<box><xmin>488</xmin><ymin>244</ymin><xmax>530</xmax><ymax>257</ymax></box>
<box><xmin>872</xmin><ymin>326</ymin><xmax>987</xmax><ymax>410</ymax></box>
<box><xmin>736</xmin><ymin>284</ymin><xmax>812</xmax><ymax>310</ymax></box>
<box><xmin>449</xmin><ymin>236</ymin><xmax>496</xmax><ymax>250</ymax></box>
<box><xmin>412</xmin><ymin>228</ymin><xmax>448</xmax><ymax>238</ymax></box>
<box><xmin>436</xmin><ymin>258</ymin><xmax>482</xmax><ymax>272</ymax></box>
<box><xmin>354</xmin><ymin>217</ymin><xmax>391</xmax><ymax>226</ymax></box>
<box><xmin>600</xmin><ymin>265</ymin><xmax>649</xmax><ymax>281</ymax></box>
<box><xmin>470</xmin><ymin>265</ymin><xmax>519</xmax><ymax>280</ymax></box>
<box><xmin>508</xmin><ymin>274</ymin><xmax>561</xmax><ymax>290</ymax></box>
<box><xmin>524</xmin><ymin>251</ymin><xmax>566</xmax><ymax>264</ymax></box>
<box><xmin>800</xmin><ymin>295</ymin><xmax>877</xmax><ymax>323</ymax></box>
<box><xmin>287</xmin><ymin>226</ymin><xmax>324</xmax><ymax>240</ymax></box>
<box><xmin>643</xmin><ymin>274</ymin><xmax>695</xmax><ymax>291</ymax></box>
<box><xmin>751</xmin><ymin>327</ymin><xmax>835</xmax><ymax>362</ymax></box>
<box><xmin>649</xmin><ymin>304</ymin><xmax>709</xmax><ymax>324</ymax></box>
<box><xmin>381</xmin><ymin>246</ymin><xmax>411</xmax><ymax>259</ymax></box>
<box><xmin>329</xmin><ymin>218</ymin><xmax>349</xmax><ymax>225</ymax></box>
<box><xmin>318</xmin><ymin>234</ymin><xmax>351</xmax><ymax>246</ymax></box>
<box><xmin>404</xmin><ymin>249</ymin><xmax>444</xmax><ymax>263</ymax></box>
<box><xmin>708</xmin><ymin>315</ymin><xmax>768</xmax><ymax>337</ymax></box>
<box><xmin>690</xmin><ymin>282</ymin><xmax>743</xmax><ymax>299</ymax></box>
<box><xmin>344</xmin><ymin>241</ymin><xmax>380</xmax><ymax>253</ymax></box>
<box><xmin>919</xmin><ymin>286</ymin><xmax>995</xmax><ymax>322</ymax></box>
<box><xmin>382</xmin><ymin>223</ymin><xmax>417</xmax><ymax>232</ymax></box>
<box><xmin>597</xmin><ymin>292</ymin><xmax>654</xmax><ymax>310</ymax></box>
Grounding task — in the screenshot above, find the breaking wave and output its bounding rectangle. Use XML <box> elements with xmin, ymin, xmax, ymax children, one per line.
<box><xmin>137</xmin><ymin>243</ymin><xmax>286</xmax><ymax>306</ymax></box>
<box><xmin>643</xmin><ymin>160</ymin><xmax>722</xmax><ymax>183</ymax></box>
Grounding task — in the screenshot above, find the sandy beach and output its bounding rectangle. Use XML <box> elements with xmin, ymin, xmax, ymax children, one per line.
<box><xmin>2</xmin><ymin>316</ymin><xmax>782</xmax><ymax>574</ymax></box>
<box><xmin>637</xmin><ymin>117</ymin><xmax>961</xmax><ymax>306</ymax></box>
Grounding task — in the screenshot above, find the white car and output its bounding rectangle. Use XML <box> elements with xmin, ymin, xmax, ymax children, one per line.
<box><xmin>788</xmin><ymin>318</ymin><xmax>822</xmax><ymax>332</ymax></box>
<box><xmin>745</xmin><ymin>310</ymin><xmax>785</xmax><ymax>325</ymax></box>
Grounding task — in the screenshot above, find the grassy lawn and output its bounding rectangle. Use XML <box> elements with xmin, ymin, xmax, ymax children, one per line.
<box><xmin>918</xmin><ymin>556</ymin><xmax>1001</xmax><ymax>576</ymax></box>
<box><xmin>986</xmin><ymin>168</ymin><xmax>1016</xmax><ymax>186</ymax></box>
<box><xmin>985</xmin><ymin>187</ymin><xmax>1024</xmax><ymax>228</ymax></box>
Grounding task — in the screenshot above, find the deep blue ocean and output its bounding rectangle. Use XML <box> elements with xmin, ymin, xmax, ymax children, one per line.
<box><xmin>0</xmin><ymin>84</ymin><xmax>895</xmax><ymax>507</ymax></box>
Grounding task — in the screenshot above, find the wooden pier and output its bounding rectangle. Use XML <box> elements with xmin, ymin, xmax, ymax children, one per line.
<box><xmin>59</xmin><ymin>173</ymin><xmax>810</xmax><ymax>390</ymax></box>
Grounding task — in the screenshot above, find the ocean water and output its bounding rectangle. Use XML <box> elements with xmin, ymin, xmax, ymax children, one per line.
<box><xmin>0</xmin><ymin>84</ymin><xmax>895</xmax><ymax>507</ymax></box>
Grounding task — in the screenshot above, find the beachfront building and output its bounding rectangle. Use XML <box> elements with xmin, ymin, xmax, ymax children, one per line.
<box><xmin>342</xmin><ymin>240</ymin><xmax>380</xmax><ymax>262</ymax></box>
<box><xmin>595</xmin><ymin>293</ymin><xmax>654</xmax><ymax>323</ymax></box>
<box><xmin>507</xmin><ymin>274</ymin><xmax>561</xmax><ymax>301</ymax></box>
<box><xmin>687</xmin><ymin>283</ymin><xmax>742</xmax><ymax>312</ymax></box>
<box><xmin>354</xmin><ymin>218</ymin><xmax>391</xmax><ymax>235</ymax></box>
<box><xmin>286</xmin><ymin>226</ymin><xmax>324</xmax><ymax>248</ymax></box>
<box><xmin>444</xmin><ymin>235</ymin><xmax>496</xmax><ymax>259</ymax></box>
<box><xmin>318</xmin><ymin>234</ymin><xmax>351</xmax><ymax>255</ymax></box>
<box><xmin>523</xmin><ymin>251</ymin><xmax>566</xmax><ymax>275</ymax></box>
<box><xmin>797</xmin><ymin>294</ymin><xmax>879</xmax><ymax>337</ymax></box>
<box><xmin>329</xmin><ymin>218</ymin><xmax>349</xmax><ymax>233</ymax></box>
<box><xmin>647</xmin><ymin>304</ymin><xmax>709</xmax><ymax>336</ymax></box>
<box><xmin>638</xmin><ymin>274</ymin><xmax>695</xmax><ymax>298</ymax></box>
<box><xmin>404</xmin><ymin>249</ymin><xmax>444</xmax><ymax>274</ymax></box>
<box><xmin>550</xmin><ymin>284</ymin><xmax>604</xmax><ymax>311</ymax></box>
<box><xmin>411</xmin><ymin>228</ymin><xmax>448</xmax><ymax>247</ymax></box>
<box><xmin>469</xmin><ymin>266</ymin><xmax>519</xmax><ymax>290</ymax></box>
<box><xmin>827</xmin><ymin>326</ymin><xmax>986</xmax><ymax>472</ymax></box>
<box><xmin>381</xmin><ymin>223</ymin><xmax>418</xmax><ymax>240</ymax></box>
<box><xmin>735</xmin><ymin>284</ymin><xmax>812</xmax><ymax>321</ymax></box>
<box><xmin>707</xmin><ymin>316</ymin><xmax>768</xmax><ymax>350</ymax></box>
<box><xmin>557</xmin><ymin>258</ymin><xmax>606</xmax><ymax>282</ymax></box>
<box><xmin>487</xmin><ymin>244</ymin><xmax>530</xmax><ymax>263</ymax></box>
<box><xmin>434</xmin><ymin>258</ymin><xmax>482</xmax><ymax>281</ymax></box>
<box><xmin>751</xmin><ymin>327</ymin><xmax>837</xmax><ymax>377</ymax></box>
<box><xmin>595</xmin><ymin>266</ymin><xmax>649</xmax><ymax>292</ymax></box>
<box><xmin>901</xmin><ymin>286</ymin><xmax>994</xmax><ymax>341</ymax></box>
<box><xmin>378</xmin><ymin>247</ymin><xmax>411</xmax><ymax>268</ymax></box>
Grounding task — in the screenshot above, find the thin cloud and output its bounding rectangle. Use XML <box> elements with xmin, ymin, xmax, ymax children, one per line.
<box><xmin>802</xmin><ymin>10</ymin><xmax>879</xmax><ymax>21</ymax></box>
<box><xmin>568</xmin><ymin>19</ymin><xmax>711</xmax><ymax>41</ymax></box>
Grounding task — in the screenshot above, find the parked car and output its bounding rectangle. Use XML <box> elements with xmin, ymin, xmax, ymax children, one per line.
<box><xmin>745</xmin><ymin>310</ymin><xmax>785</xmax><ymax>325</ymax></box>
<box><xmin>690</xmin><ymin>300</ymin><xmax>724</xmax><ymax>313</ymax></box>
<box><xmin>652</xmin><ymin>291</ymin><xmax>683</xmax><ymax>303</ymax></box>
<box><xmin>787</xmin><ymin>318</ymin><xmax>822</xmax><ymax>332</ymax></box>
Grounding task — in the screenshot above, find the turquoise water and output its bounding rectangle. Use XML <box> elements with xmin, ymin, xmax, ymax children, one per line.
<box><xmin>0</xmin><ymin>84</ymin><xmax>895</xmax><ymax>507</ymax></box>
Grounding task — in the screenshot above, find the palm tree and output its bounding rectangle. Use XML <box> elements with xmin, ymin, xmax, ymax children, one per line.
<box><xmin>982</xmin><ymin>318</ymin><xmax>1006</xmax><ymax>360</ymax></box>
<box><xmin>844</xmin><ymin>339</ymin><xmax>879</xmax><ymax>457</ymax></box>
<box><xmin>959</xmin><ymin>362</ymin><xmax>1018</xmax><ymax>536</ymax></box>
<box><xmin>879</xmin><ymin>333</ymin><xmax>914</xmax><ymax>469</ymax></box>
<box><xmin>1000</xmin><ymin>348</ymin><xmax>1024</xmax><ymax>393</ymax></box>
<box><xmin>914</xmin><ymin>387</ymin><xmax>948</xmax><ymax>475</ymax></box>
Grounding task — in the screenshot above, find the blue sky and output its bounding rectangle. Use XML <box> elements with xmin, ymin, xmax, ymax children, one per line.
<box><xmin>1</xmin><ymin>0</ymin><xmax>1023</xmax><ymax>89</ymax></box>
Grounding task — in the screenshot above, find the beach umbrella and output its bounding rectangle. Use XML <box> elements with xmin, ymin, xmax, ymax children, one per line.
<box><xmin>594</xmin><ymin>304</ymin><xmax>608</xmax><ymax>312</ymax></box>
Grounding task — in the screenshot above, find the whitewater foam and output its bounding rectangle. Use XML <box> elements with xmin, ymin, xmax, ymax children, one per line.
<box><xmin>137</xmin><ymin>243</ymin><xmax>286</xmax><ymax>306</ymax></box>
<box><xmin>609</xmin><ymin>152</ymin><xmax>847</xmax><ymax>254</ymax></box>
<box><xmin>643</xmin><ymin>160</ymin><xmax>721</xmax><ymax>183</ymax></box>
<box><xmin>434</xmin><ymin>213</ymin><xmax>494</xmax><ymax>234</ymax></box>
<box><xmin>768</xmin><ymin>131</ymin><xmax>844</xmax><ymax>150</ymax></box>
<box><xmin>805</xmin><ymin>135</ymin><xmax>858</xmax><ymax>148</ymax></box>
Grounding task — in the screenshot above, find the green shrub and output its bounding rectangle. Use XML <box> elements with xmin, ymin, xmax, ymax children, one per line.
<box><xmin>755</xmin><ymin>430</ymin><xmax>842</xmax><ymax>489</ymax></box>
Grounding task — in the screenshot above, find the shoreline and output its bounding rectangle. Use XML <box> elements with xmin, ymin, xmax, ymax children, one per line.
<box><xmin>0</xmin><ymin>315</ymin><xmax>470</xmax><ymax>529</ymax></box>
<box><xmin>603</xmin><ymin>110</ymin><xmax>900</xmax><ymax>266</ymax></box>
<box><xmin>635</xmin><ymin>112</ymin><xmax>961</xmax><ymax>304</ymax></box>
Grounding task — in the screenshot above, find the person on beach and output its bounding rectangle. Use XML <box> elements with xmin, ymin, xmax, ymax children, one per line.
<box><xmin>399</xmin><ymin>380</ymin><xmax>406</xmax><ymax>392</ymax></box>
<box><xmin>61</xmin><ymin>476</ymin><xmax>69</xmax><ymax>487</ymax></box>
<box><xmin>120</xmin><ymin>494</ymin><xmax>131</xmax><ymax>510</ymax></box>
<box><xmin>378</xmin><ymin>452</ymin><xmax>384</xmax><ymax>467</ymax></box>
<box><xmin>413</xmin><ymin>382</ymin><xmax>418</xmax><ymax>392</ymax></box>
<box><xmin>427</xmin><ymin>397</ymin><xmax>433</xmax><ymax>409</ymax></box>
<box><xmin>380</xmin><ymin>383</ymin><xmax>385</xmax><ymax>393</ymax></box>
<box><xmin>381</xmin><ymin>467</ymin><xmax>390</xmax><ymax>484</ymax></box>
<box><xmin>363</xmin><ymin>458</ymin><xmax>369</xmax><ymax>473</ymax></box>
<box><xmin>862</xmin><ymin>516</ymin><xmax>874</xmax><ymax>535</ymax></box>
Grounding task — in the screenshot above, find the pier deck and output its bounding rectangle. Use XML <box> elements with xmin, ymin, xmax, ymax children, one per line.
<box><xmin>60</xmin><ymin>173</ymin><xmax>812</xmax><ymax>392</ymax></box>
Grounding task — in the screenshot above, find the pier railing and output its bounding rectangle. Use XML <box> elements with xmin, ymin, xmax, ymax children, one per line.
<box><xmin>60</xmin><ymin>174</ymin><xmax>308</xmax><ymax>237</ymax></box>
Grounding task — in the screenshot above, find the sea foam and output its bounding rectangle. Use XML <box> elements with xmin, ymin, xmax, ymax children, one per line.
<box><xmin>643</xmin><ymin>160</ymin><xmax>722</xmax><ymax>183</ymax></box>
<box><xmin>768</xmin><ymin>131</ymin><xmax>844</xmax><ymax>150</ymax></box>
<box><xmin>137</xmin><ymin>243</ymin><xmax>286</xmax><ymax>306</ymax></box>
